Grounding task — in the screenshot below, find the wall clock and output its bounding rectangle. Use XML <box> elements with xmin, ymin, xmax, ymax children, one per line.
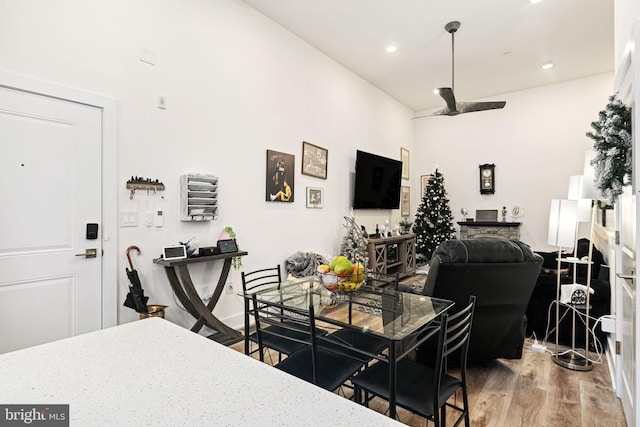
<box><xmin>479</xmin><ymin>163</ymin><xmax>495</xmax><ymax>194</ymax></box>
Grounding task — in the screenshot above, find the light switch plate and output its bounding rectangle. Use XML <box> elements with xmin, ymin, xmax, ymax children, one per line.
<box><xmin>119</xmin><ymin>211</ymin><xmax>138</xmax><ymax>227</ymax></box>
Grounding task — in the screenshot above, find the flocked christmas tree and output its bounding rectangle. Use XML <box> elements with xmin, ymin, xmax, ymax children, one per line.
<box><xmin>339</xmin><ymin>216</ymin><xmax>368</xmax><ymax>266</ymax></box>
<box><xmin>586</xmin><ymin>94</ymin><xmax>632</xmax><ymax>204</ymax></box>
<box><xmin>412</xmin><ymin>169</ymin><xmax>456</xmax><ymax>262</ymax></box>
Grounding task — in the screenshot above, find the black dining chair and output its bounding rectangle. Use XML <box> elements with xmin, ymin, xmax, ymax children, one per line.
<box><xmin>352</xmin><ymin>295</ymin><xmax>476</xmax><ymax>426</ymax></box>
<box><xmin>241</xmin><ymin>265</ymin><xmax>309</xmax><ymax>361</ymax></box>
<box><xmin>321</xmin><ymin>271</ymin><xmax>399</xmax><ymax>365</ymax></box>
<box><xmin>252</xmin><ymin>293</ymin><xmax>366</xmax><ymax>392</ymax></box>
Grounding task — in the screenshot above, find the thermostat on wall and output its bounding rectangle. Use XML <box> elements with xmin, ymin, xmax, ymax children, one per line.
<box><xmin>162</xmin><ymin>245</ymin><xmax>187</xmax><ymax>261</ymax></box>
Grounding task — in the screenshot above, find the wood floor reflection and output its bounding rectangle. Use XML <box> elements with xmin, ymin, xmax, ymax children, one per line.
<box><xmin>230</xmin><ymin>337</ymin><xmax>626</xmax><ymax>426</ymax></box>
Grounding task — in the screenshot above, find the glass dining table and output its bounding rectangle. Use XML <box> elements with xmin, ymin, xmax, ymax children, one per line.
<box><xmin>247</xmin><ymin>276</ymin><xmax>454</xmax><ymax>419</ymax></box>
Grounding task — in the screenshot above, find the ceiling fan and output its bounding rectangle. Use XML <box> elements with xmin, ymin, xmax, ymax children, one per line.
<box><xmin>416</xmin><ymin>21</ymin><xmax>506</xmax><ymax>118</ymax></box>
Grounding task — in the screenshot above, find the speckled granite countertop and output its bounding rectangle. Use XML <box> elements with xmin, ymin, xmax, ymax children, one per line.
<box><xmin>0</xmin><ymin>317</ymin><xmax>403</xmax><ymax>426</ymax></box>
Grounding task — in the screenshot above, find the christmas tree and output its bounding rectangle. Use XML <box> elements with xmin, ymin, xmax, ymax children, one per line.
<box><xmin>412</xmin><ymin>169</ymin><xmax>456</xmax><ymax>262</ymax></box>
<box><xmin>586</xmin><ymin>95</ymin><xmax>632</xmax><ymax>204</ymax></box>
<box><xmin>340</xmin><ymin>217</ymin><xmax>368</xmax><ymax>266</ymax></box>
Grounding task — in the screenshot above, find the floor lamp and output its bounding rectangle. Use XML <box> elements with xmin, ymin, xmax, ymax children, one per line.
<box><xmin>547</xmin><ymin>199</ymin><xmax>581</xmax><ymax>368</ymax></box>
<box><xmin>572</xmin><ymin>149</ymin><xmax>601</xmax><ymax>370</ymax></box>
<box><xmin>556</xmin><ymin>174</ymin><xmax>596</xmax><ymax>371</ymax></box>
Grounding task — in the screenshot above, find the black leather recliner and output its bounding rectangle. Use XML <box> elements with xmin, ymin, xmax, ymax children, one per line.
<box><xmin>418</xmin><ymin>239</ymin><xmax>543</xmax><ymax>363</ymax></box>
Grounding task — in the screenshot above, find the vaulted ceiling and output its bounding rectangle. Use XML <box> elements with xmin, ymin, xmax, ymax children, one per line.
<box><xmin>241</xmin><ymin>0</ymin><xmax>614</xmax><ymax>112</ymax></box>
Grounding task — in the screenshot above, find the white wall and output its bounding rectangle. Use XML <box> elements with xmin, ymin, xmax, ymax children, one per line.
<box><xmin>0</xmin><ymin>0</ymin><xmax>414</xmax><ymax>330</ymax></box>
<box><xmin>614</xmin><ymin>1</ymin><xmax>640</xmax><ymax>69</ymax></box>
<box><xmin>0</xmin><ymin>0</ymin><xmax>616</xmax><ymax>334</ymax></box>
<box><xmin>413</xmin><ymin>73</ymin><xmax>614</xmax><ymax>252</ymax></box>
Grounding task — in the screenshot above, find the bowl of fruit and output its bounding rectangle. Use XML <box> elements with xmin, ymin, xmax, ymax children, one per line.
<box><xmin>317</xmin><ymin>256</ymin><xmax>366</xmax><ymax>293</ymax></box>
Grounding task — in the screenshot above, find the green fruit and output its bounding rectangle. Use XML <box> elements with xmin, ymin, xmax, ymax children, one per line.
<box><xmin>333</xmin><ymin>259</ymin><xmax>353</xmax><ymax>276</ymax></box>
<box><xmin>330</xmin><ymin>256</ymin><xmax>349</xmax><ymax>270</ymax></box>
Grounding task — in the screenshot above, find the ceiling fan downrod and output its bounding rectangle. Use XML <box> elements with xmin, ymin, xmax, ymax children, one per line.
<box><xmin>445</xmin><ymin>21</ymin><xmax>460</xmax><ymax>92</ymax></box>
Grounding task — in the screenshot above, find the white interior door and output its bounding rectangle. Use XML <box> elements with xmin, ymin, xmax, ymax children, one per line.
<box><xmin>0</xmin><ymin>85</ymin><xmax>103</xmax><ymax>354</ymax></box>
<box><xmin>614</xmin><ymin>22</ymin><xmax>640</xmax><ymax>427</ymax></box>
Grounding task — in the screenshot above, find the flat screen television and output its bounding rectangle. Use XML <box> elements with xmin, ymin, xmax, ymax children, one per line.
<box><xmin>352</xmin><ymin>150</ymin><xmax>402</xmax><ymax>209</ymax></box>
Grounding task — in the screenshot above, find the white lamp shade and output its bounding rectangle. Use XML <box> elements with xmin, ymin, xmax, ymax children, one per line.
<box><xmin>548</xmin><ymin>199</ymin><xmax>578</xmax><ymax>248</ymax></box>
<box><xmin>582</xmin><ymin>149</ymin><xmax>600</xmax><ymax>200</ymax></box>
<box><xmin>567</xmin><ymin>175</ymin><xmax>592</xmax><ymax>222</ymax></box>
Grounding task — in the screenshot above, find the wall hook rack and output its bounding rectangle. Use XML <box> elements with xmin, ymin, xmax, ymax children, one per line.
<box><xmin>126</xmin><ymin>176</ymin><xmax>165</xmax><ymax>191</ymax></box>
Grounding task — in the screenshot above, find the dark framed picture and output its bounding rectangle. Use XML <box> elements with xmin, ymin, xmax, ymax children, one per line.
<box><xmin>217</xmin><ymin>239</ymin><xmax>238</xmax><ymax>254</ymax></box>
<box><xmin>266</xmin><ymin>150</ymin><xmax>295</xmax><ymax>202</ymax></box>
<box><xmin>420</xmin><ymin>175</ymin><xmax>431</xmax><ymax>197</ymax></box>
<box><xmin>306</xmin><ymin>187</ymin><xmax>324</xmax><ymax>208</ymax></box>
<box><xmin>301</xmin><ymin>141</ymin><xmax>328</xmax><ymax>179</ymax></box>
<box><xmin>475</xmin><ymin>210</ymin><xmax>498</xmax><ymax>222</ymax></box>
<box><xmin>479</xmin><ymin>163</ymin><xmax>495</xmax><ymax>194</ymax></box>
<box><xmin>401</xmin><ymin>148</ymin><xmax>410</xmax><ymax>180</ymax></box>
<box><xmin>401</xmin><ymin>186</ymin><xmax>410</xmax><ymax>216</ymax></box>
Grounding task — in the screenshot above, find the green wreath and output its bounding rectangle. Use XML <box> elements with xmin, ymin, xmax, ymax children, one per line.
<box><xmin>586</xmin><ymin>94</ymin><xmax>632</xmax><ymax>204</ymax></box>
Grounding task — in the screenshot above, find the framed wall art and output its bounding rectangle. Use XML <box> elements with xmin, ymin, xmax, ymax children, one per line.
<box><xmin>421</xmin><ymin>175</ymin><xmax>431</xmax><ymax>197</ymax></box>
<box><xmin>301</xmin><ymin>141</ymin><xmax>328</xmax><ymax>179</ymax></box>
<box><xmin>306</xmin><ymin>187</ymin><xmax>324</xmax><ymax>208</ymax></box>
<box><xmin>401</xmin><ymin>185</ymin><xmax>410</xmax><ymax>216</ymax></box>
<box><xmin>266</xmin><ymin>150</ymin><xmax>295</xmax><ymax>202</ymax></box>
<box><xmin>401</xmin><ymin>147</ymin><xmax>410</xmax><ymax>180</ymax></box>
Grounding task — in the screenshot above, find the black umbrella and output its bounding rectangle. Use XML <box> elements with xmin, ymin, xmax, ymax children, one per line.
<box><xmin>124</xmin><ymin>245</ymin><xmax>149</xmax><ymax>314</ymax></box>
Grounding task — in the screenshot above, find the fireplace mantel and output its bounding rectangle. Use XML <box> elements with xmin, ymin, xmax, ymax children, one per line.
<box><xmin>457</xmin><ymin>221</ymin><xmax>521</xmax><ymax>240</ymax></box>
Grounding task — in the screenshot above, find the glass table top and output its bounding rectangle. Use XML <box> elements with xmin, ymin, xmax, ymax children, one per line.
<box><xmin>248</xmin><ymin>276</ymin><xmax>454</xmax><ymax>341</ymax></box>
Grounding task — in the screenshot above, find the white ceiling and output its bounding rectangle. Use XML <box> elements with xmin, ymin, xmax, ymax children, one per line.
<box><xmin>240</xmin><ymin>0</ymin><xmax>614</xmax><ymax>112</ymax></box>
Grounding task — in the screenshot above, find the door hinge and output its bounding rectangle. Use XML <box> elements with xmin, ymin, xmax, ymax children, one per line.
<box><xmin>616</xmin><ymin>340</ymin><xmax>622</xmax><ymax>355</ymax></box>
<box><xmin>615</xmin><ymin>230</ymin><xmax>620</xmax><ymax>245</ymax></box>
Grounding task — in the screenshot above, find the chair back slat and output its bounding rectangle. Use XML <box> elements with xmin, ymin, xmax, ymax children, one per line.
<box><xmin>251</xmin><ymin>293</ymin><xmax>320</xmax><ymax>384</ymax></box>
<box><xmin>241</xmin><ymin>265</ymin><xmax>282</xmax><ymax>294</ymax></box>
<box><xmin>242</xmin><ymin>265</ymin><xmax>283</xmax><ymax>358</ymax></box>
<box><xmin>433</xmin><ymin>296</ymin><xmax>476</xmax><ymax>408</ymax></box>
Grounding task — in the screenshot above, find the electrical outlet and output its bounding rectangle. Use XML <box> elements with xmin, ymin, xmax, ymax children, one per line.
<box><xmin>226</xmin><ymin>283</ymin><xmax>234</xmax><ymax>295</ymax></box>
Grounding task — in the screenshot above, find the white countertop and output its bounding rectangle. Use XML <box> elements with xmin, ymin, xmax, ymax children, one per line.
<box><xmin>0</xmin><ymin>318</ymin><xmax>403</xmax><ymax>426</ymax></box>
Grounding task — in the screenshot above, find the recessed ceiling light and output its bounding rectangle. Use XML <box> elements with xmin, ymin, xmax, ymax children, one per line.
<box><xmin>386</xmin><ymin>45</ymin><xmax>397</xmax><ymax>53</ymax></box>
<box><xmin>542</xmin><ymin>62</ymin><xmax>554</xmax><ymax>70</ymax></box>
<box><xmin>433</xmin><ymin>89</ymin><xmax>440</xmax><ymax>95</ymax></box>
<box><xmin>529</xmin><ymin>0</ymin><xmax>543</xmax><ymax>4</ymax></box>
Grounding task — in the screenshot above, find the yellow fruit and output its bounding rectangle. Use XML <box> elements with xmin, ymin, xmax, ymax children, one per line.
<box><xmin>317</xmin><ymin>264</ymin><xmax>330</xmax><ymax>274</ymax></box>
<box><xmin>330</xmin><ymin>256</ymin><xmax>348</xmax><ymax>270</ymax></box>
<box><xmin>352</xmin><ymin>263</ymin><xmax>365</xmax><ymax>283</ymax></box>
<box><xmin>338</xmin><ymin>281</ymin><xmax>363</xmax><ymax>292</ymax></box>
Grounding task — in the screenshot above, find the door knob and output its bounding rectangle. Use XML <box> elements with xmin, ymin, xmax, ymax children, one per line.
<box><xmin>76</xmin><ymin>248</ymin><xmax>97</xmax><ymax>258</ymax></box>
<box><xmin>616</xmin><ymin>273</ymin><xmax>635</xmax><ymax>281</ymax></box>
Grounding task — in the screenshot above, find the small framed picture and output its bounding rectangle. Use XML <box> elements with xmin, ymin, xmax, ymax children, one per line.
<box><xmin>306</xmin><ymin>187</ymin><xmax>324</xmax><ymax>208</ymax></box>
<box><xmin>401</xmin><ymin>186</ymin><xmax>410</xmax><ymax>216</ymax></box>
<box><xmin>401</xmin><ymin>147</ymin><xmax>410</xmax><ymax>180</ymax></box>
<box><xmin>301</xmin><ymin>141</ymin><xmax>328</xmax><ymax>179</ymax></box>
<box><xmin>421</xmin><ymin>175</ymin><xmax>431</xmax><ymax>197</ymax></box>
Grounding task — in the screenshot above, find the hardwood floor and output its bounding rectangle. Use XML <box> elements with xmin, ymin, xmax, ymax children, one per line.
<box><xmin>230</xmin><ymin>338</ymin><xmax>627</xmax><ymax>426</ymax></box>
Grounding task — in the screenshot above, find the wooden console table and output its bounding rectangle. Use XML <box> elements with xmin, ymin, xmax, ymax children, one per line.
<box><xmin>154</xmin><ymin>251</ymin><xmax>247</xmax><ymax>346</ymax></box>
<box><xmin>457</xmin><ymin>221</ymin><xmax>521</xmax><ymax>240</ymax></box>
<box><xmin>367</xmin><ymin>233</ymin><xmax>416</xmax><ymax>278</ymax></box>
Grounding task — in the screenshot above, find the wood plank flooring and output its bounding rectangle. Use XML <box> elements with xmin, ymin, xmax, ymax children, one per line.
<box><xmin>230</xmin><ymin>338</ymin><xmax>627</xmax><ymax>426</ymax></box>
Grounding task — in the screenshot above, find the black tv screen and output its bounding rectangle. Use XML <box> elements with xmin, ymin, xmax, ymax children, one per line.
<box><xmin>352</xmin><ymin>150</ymin><xmax>402</xmax><ymax>209</ymax></box>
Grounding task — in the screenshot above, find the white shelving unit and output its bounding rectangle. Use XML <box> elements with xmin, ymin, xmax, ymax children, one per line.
<box><xmin>180</xmin><ymin>173</ymin><xmax>218</xmax><ymax>221</ymax></box>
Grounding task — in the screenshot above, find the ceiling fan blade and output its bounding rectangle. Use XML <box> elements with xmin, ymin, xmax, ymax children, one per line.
<box><xmin>457</xmin><ymin>101</ymin><xmax>506</xmax><ymax>114</ymax></box>
<box><xmin>436</xmin><ymin>88</ymin><xmax>459</xmax><ymax>115</ymax></box>
<box><xmin>413</xmin><ymin>99</ymin><xmax>506</xmax><ymax>119</ymax></box>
